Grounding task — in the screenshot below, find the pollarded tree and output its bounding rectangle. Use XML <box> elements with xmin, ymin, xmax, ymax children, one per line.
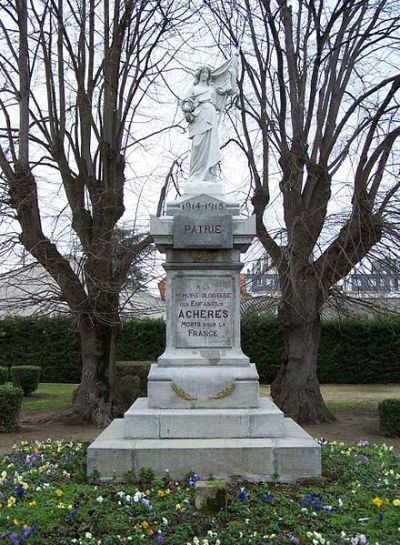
<box><xmin>0</xmin><ymin>0</ymin><xmax>190</xmax><ymax>424</ymax></box>
<box><xmin>206</xmin><ymin>0</ymin><xmax>400</xmax><ymax>422</ymax></box>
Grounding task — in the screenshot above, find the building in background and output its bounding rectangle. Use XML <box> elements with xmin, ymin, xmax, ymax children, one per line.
<box><xmin>243</xmin><ymin>252</ymin><xmax>400</xmax><ymax>317</ymax></box>
<box><xmin>246</xmin><ymin>253</ymin><xmax>400</xmax><ymax>298</ymax></box>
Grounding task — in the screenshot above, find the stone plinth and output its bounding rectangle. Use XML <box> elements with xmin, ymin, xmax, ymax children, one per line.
<box><xmin>124</xmin><ymin>397</ymin><xmax>284</xmax><ymax>438</ymax></box>
<box><xmin>87</xmin><ymin>186</ymin><xmax>321</xmax><ymax>482</ymax></box>
<box><xmin>87</xmin><ymin>418</ymin><xmax>321</xmax><ymax>482</ymax></box>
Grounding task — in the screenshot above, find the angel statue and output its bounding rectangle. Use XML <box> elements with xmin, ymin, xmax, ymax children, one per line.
<box><xmin>181</xmin><ymin>54</ymin><xmax>239</xmax><ymax>183</ymax></box>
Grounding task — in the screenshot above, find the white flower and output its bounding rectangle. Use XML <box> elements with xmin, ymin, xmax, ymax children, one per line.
<box><xmin>133</xmin><ymin>491</ymin><xmax>144</xmax><ymax>502</ymax></box>
<box><xmin>338</xmin><ymin>498</ymin><xmax>343</xmax><ymax>508</ymax></box>
<box><xmin>85</xmin><ymin>532</ymin><xmax>93</xmax><ymax>539</ymax></box>
<box><xmin>125</xmin><ymin>495</ymin><xmax>132</xmax><ymax>503</ymax></box>
<box><xmin>96</xmin><ymin>496</ymin><xmax>104</xmax><ymax>503</ymax></box>
<box><xmin>162</xmin><ymin>517</ymin><xmax>168</xmax><ymax>525</ymax></box>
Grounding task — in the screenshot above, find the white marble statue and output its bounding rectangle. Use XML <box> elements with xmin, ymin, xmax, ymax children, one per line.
<box><xmin>182</xmin><ymin>54</ymin><xmax>239</xmax><ymax>183</ymax></box>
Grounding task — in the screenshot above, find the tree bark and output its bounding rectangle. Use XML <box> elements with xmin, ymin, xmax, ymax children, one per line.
<box><xmin>271</xmin><ymin>271</ymin><xmax>335</xmax><ymax>424</ymax></box>
<box><xmin>73</xmin><ymin>314</ymin><xmax>120</xmax><ymax>426</ymax></box>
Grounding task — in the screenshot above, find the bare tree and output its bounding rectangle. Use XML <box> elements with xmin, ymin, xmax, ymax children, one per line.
<box><xmin>0</xmin><ymin>0</ymin><xmax>190</xmax><ymax>424</ymax></box>
<box><xmin>205</xmin><ymin>0</ymin><xmax>400</xmax><ymax>422</ymax></box>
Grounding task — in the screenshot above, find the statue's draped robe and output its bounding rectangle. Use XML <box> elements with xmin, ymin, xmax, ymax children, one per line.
<box><xmin>184</xmin><ymin>57</ymin><xmax>238</xmax><ymax>182</ymax></box>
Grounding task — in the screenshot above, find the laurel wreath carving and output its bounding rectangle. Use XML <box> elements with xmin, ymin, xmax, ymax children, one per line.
<box><xmin>171</xmin><ymin>382</ymin><xmax>236</xmax><ymax>401</ymax></box>
<box><xmin>191</xmin><ymin>252</ymin><xmax>215</xmax><ymax>262</ymax></box>
<box><xmin>171</xmin><ymin>383</ymin><xmax>197</xmax><ymax>401</ymax></box>
<box><xmin>208</xmin><ymin>383</ymin><xmax>236</xmax><ymax>400</ymax></box>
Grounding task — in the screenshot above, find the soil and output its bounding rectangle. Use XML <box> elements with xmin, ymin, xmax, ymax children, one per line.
<box><xmin>1</xmin><ymin>406</ymin><xmax>399</xmax><ymax>456</ymax></box>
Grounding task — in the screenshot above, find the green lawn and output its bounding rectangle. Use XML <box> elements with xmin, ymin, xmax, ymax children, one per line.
<box><xmin>260</xmin><ymin>383</ymin><xmax>400</xmax><ymax>411</ymax></box>
<box><xmin>21</xmin><ymin>382</ymin><xmax>77</xmax><ymax>410</ymax></box>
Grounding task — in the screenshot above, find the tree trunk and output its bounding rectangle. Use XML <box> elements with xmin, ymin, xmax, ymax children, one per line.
<box><xmin>73</xmin><ymin>316</ymin><xmax>120</xmax><ymax>427</ymax></box>
<box><xmin>271</xmin><ymin>274</ymin><xmax>335</xmax><ymax>424</ymax></box>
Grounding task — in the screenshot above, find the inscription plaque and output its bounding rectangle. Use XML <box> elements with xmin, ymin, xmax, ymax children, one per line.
<box><xmin>175</xmin><ymin>276</ymin><xmax>233</xmax><ymax>348</ymax></box>
<box><xmin>173</xmin><ymin>214</ymin><xmax>233</xmax><ymax>249</ymax></box>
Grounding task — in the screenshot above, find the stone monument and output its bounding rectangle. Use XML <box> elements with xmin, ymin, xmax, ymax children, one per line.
<box><xmin>87</xmin><ymin>54</ymin><xmax>321</xmax><ymax>482</ymax></box>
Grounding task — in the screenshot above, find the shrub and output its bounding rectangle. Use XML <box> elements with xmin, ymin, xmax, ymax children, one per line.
<box><xmin>0</xmin><ymin>384</ymin><xmax>24</xmax><ymax>432</ymax></box>
<box><xmin>115</xmin><ymin>361</ymin><xmax>151</xmax><ymax>415</ymax></box>
<box><xmin>0</xmin><ymin>366</ymin><xmax>8</xmax><ymax>385</ymax></box>
<box><xmin>10</xmin><ymin>365</ymin><xmax>41</xmax><ymax>395</ymax></box>
<box><xmin>379</xmin><ymin>399</ymin><xmax>400</xmax><ymax>437</ymax></box>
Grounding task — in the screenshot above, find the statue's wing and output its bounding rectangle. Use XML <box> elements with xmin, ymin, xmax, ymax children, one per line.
<box><xmin>210</xmin><ymin>56</ymin><xmax>238</xmax><ymax>112</ymax></box>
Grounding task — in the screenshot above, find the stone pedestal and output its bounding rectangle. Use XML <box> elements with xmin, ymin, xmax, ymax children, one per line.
<box><xmin>87</xmin><ymin>184</ymin><xmax>321</xmax><ymax>482</ymax></box>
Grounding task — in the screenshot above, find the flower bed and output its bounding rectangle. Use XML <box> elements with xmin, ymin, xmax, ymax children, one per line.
<box><xmin>0</xmin><ymin>440</ymin><xmax>399</xmax><ymax>544</ymax></box>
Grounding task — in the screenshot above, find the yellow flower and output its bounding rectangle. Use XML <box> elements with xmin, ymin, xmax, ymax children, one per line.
<box><xmin>157</xmin><ymin>490</ymin><xmax>165</xmax><ymax>497</ymax></box>
<box><xmin>175</xmin><ymin>503</ymin><xmax>182</xmax><ymax>510</ymax></box>
<box><xmin>13</xmin><ymin>518</ymin><xmax>19</xmax><ymax>526</ymax></box>
<box><xmin>7</xmin><ymin>496</ymin><xmax>16</xmax><ymax>508</ymax></box>
<box><xmin>28</xmin><ymin>500</ymin><xmax>37</xmax><ymax>507</ymax></box>
<box><xmin>383</xmin><ymin>498</ymin><xmax>390</xmax><ymax>505</ymax></box>
<box><xmin>141</xmin><ymin>520</ymin><xmax>149</xmax><ymax>529</ymax></box>
<box><xmin>166</xmin><ymin>488</ymin><xmax>171</xmax><ymax>495</ymax></box>
<box><xmin>372</xmin><ymin>497</ymin><xmax>383</xmax><ymax>508</ymax></box>
<box><xmin>393</xmin><ymin>499</ymin><xmax>400</xmax><ymax>507</ymax></box>
<box><xmin>55</xmin><ymin>489</ymin><xmax>63</xmax><ymax>497</ymax></box>
<box><xmin>0</xmin><ymin>503</ymin><xmax>3</xmax><ymax>510</ymax></box>
<box><xmin>57</xmin><ymin>503</ymin><xmax>65</xmax><ymax>509</ymax></box>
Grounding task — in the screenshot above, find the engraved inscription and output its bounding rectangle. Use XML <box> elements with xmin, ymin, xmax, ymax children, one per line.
<box><xmin>178</xmin><ymin>195</ymin><xmax>227</xmax><ymax>215</ymax></box>
<box><xmin>175</xmin><ymin>277</ymin><xmax>233</xmax><ymax>348</ymax></box>
<box><xmin>173</xmin><ymin>214</ymin><xmax>233</xmax><ymax>249</ymax></box>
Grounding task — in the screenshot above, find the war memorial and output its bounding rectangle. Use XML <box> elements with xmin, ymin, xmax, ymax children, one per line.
<box><xmin>87</xmin><ymin>54</ymin><xmax>321</xmax><ymax>482</ymax></box>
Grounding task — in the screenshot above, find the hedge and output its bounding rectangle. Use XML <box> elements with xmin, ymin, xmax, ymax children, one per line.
<box><xmin>0</xmin><ymin>317</ymin><xmax>81</xmax><ymax>383</ymax></box>
<box><xmin>0</xmin><ymin>315</ymin><xmax>399</xmax><ymax>384</ymax></box>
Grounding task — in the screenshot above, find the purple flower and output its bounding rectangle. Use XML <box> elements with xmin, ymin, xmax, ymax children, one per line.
<box><xmin>141</xmin><ymin>498</ymin><xmax>153</xmax><ymax>511</ymax></box>
<box><xmin>259</xmin><ymin>494</ymin><xmax>274</xmax><ymax>502</ymax></box>
<box><xmin>15</xmin><ymin>485</ymin><xmax>24</xmax><ymax>497</ymax></box>
<box><xmin>290</xmin><ymin>537</ymin><xmax>299</xmax><ymax>545</ymax></box>
<box><xmin>188</xmin><ymin>473</ymin><xmax>201</xmax><ymax>488</ymax></box>
<box><xmin>157</xmin><ymin>530</ymin><xmax>165</xmax><ymax>544</ymax></box>
<box><xmin>9</xmin><ymin>533</ymin><xmax>20</xmax><ymax>545</ymax></box>
<box><xmin>301</xmin><ymin>492</ymin><xmax>323</xmax><ymax>511</ymax></box>
<box><xmin>237</xmin><ymin>490</ymin><xmax>249</xmax><ymax>501</ymax></box>
<box><xmin>21</xmin><ymin>526</ymin><xmax>35</xmax><ymax>538</ymax></box>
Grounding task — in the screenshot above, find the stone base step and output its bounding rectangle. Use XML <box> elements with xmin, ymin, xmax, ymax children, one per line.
<box><xmin>87</xmin><ymin>418</ymin><xmax>321</xmax><ymax>483</ymax></box>
<box><xmin>124</xmin><ymin>397</ymin><xmax>284</xmax><ymax>439</ymax></box>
